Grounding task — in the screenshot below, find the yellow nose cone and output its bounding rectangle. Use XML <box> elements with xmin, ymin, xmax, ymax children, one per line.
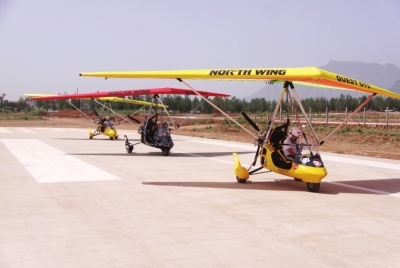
<box><xmin>233</xmin><ymin>153</ymin><xmax>249</xmax><ymax>180</ymax></box>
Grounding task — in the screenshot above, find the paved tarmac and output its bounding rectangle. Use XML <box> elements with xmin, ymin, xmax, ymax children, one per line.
<box><xmin>1</xmin><ymin>126</ymin><xmax>400</xmax><ymax>267</ymax></box>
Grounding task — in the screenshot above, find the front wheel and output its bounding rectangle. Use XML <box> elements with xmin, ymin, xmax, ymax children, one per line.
<box><xmin>306</xmin><ymin>182</ymin><xmax>320</xmax><ymax>193</ymax></box>
<box><xmin>236</xmin><ymin>176</ymin><xmax>247</xmax><ymax>183</ymax></box>
<box><xmin>162</xmin><ymin>149</ymin><xmax>170</xmax><ymax>156</ymax></box>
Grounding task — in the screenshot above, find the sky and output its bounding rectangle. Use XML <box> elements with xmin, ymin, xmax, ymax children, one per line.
<box><xmin>1</xmin><ymin>0</ymin><xmax>400</xmax><ymax>101</ymax></box>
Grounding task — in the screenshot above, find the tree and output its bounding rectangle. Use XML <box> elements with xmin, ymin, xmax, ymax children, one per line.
<box><xmin>17</xmin><ymin>97</ymin><xmax>27</xmax><ymax>110</ymax></box>
<box><xmin>42</xmin><ymin>101</ymin><xmax>50</xmax><ymax>111</ymax></box>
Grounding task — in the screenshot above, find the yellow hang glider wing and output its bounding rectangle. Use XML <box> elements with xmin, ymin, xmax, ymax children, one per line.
<box><xmin>23</xmin><ymin>94</ymin><xmax>167</xmax><ymax>108</ymax></box>
<box><xmin>24</xmin><ymin>94</ymin><xmax>57</xmax><ymax>98</ymax></box>
<box><xmin>97</xmin><ymin>97</ymin><xmax>168</xmax><ymax>108</ymax></box>
<box><xmin>79</xmin><ymin>67</ymin><xmax>400</xmax><ymax>99</ymax></box>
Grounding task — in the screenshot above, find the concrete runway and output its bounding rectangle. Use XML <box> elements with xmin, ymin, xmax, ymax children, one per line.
<box><xmin>1</xmin><ymin>126</ymin><xmax>400</xmax><ymax>267</ymax></box>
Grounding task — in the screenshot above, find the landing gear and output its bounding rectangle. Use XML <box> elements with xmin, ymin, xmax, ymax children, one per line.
<box><xmin>306</xmin><ymin>182</ymin><xmax>320</xmax><ymax>193</ymax></box>
<box><xmin>236</xmin><ymin>176</ymin><xmax>247</xmax><ymax>183</ymax></box>
<box><xmin>162</xmin><ymin>148</ymin><xmax>170</xmax><ymax>156</ymax></box>
<box><xmin>126</xmin><ymin>146</ymin><xmax>133</xmax><ymax>153</ymax></box>
<box><xmin>124</xmin><ymin>135</ymin><xmax>133</xmax><ymax>153</ymax></box>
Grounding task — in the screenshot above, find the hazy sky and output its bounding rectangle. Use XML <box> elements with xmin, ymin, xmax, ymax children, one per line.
<box><xmin>1</xmin><ymin>0</ymin><xmax>400</xmax><ymax>101</ymax></box>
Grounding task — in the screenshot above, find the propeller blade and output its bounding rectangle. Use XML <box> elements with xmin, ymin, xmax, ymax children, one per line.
<box><xmin>241</xmin><ymin>112</ymin><xmax>260</xmax><ymax>132</ymax></box>
<box><xmin>127</xmin><ymin>115</ymin><xmax>142</xmax><ymax>124</ymax></box>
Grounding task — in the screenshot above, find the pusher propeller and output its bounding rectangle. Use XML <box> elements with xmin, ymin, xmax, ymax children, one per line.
<box><xmin>241</xmin><ymin>112</ymin><xmax>260</xmax><ymax>132</ymax></box>
<box><xmin>241</xmin><ymin>112</ymin><xmax>264</xmax><ymax>168</ymax></box>
<box><xmin>127</xmin><ymin>115</ymin><xmax>142</xmax><ymax>124</ymax></box>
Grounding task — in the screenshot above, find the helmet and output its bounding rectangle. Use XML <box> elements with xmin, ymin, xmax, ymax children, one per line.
<box><xmin>289</xmin><ymin>127</ymin><xmax>302</xmax><ymax>138</ymax></box>
<box><xmin>106</xmin><ymin>116</ymin><xmax>110</xmax><ymax>120</ymax></box>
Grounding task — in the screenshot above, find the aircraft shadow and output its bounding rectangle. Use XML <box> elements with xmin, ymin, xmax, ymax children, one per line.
<box><xmin>142</xmin><ymin>177</ymin><xmax>400</xmax><ymax>195</ymax></box>
<box><xmin>52</xmin><ymin>138</ymin><xmax>188</xmax><ymax>142</ymax></box>
<box><xmin>137</xmin><ymin>151</ymin><xmax>253</xmax><ymax>157</ymax></box>
<box><xmin>52</xmin><ymin>138</ymin><xmax>141</xmax><ymax>141</ymax></box>
<box><xmin>66</xmin><ymin>151</ymin><xmax>252</xmax><ymax>157</ymax></box>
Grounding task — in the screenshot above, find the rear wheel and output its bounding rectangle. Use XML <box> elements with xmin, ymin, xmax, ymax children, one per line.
<box><xmin>236</xmin><ymin>176</ymin><xmax>247</xmax><ymax>183</ymax></box>
<box><xmin>306</xmin><ymin>182</ymin><xmax>320</xmax><ymax>193</ymax></box>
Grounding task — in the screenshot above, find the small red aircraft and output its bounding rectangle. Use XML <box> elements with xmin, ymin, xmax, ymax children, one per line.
<box><xmin>29</xmin><ymin>87</ymin><xmax>230</xmax><ymax>156</ymax></box>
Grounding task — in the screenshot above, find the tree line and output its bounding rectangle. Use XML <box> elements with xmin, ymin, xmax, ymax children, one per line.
<box><xmin>25</xmin><ymin>93</ymin><xmax>400</xmax><ymax>114</ymax></box>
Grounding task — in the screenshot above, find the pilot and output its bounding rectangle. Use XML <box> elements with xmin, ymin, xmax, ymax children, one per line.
<box><xmin>283</xmin><ymin>127</ymin><xmax>302</xmax><ymax>161</ymax></box>
<box><xmin>103</xmin><ymin>116</ymin><xmax>113</xmax><ymax>129</ymax></box>
<box><xmin>153</xmin><ymin>121</ymin><xmax>162</xmax><ymax>141</ymax></box>
<box><xmin>154</xmin><ymin>121</ymin><xmax>169</xmax><ymax>142</ymax></box>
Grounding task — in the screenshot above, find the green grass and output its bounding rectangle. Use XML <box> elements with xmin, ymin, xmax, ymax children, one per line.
<box><xmin>0</xmin><ymin>111</ymin><xmax>45</xmax><ymax>120</ymax></box>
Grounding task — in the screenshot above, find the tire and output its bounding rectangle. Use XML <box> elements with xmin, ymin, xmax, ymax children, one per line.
<box><xmin>306</xmin><ymin>182</ymin><xmax>320</xmax><ymax>193</ymax></box>
<box><xmin>109</xmin><ymin>137</ymin><xmax>113</xmax><ymax>140</ymax></box>
<box><xmin>162</xmin><ymin>149</ymin><xmax>170</xmax><ymax>156</ymax></box>
<box><xmin>236</xmin><ymin>176</ymin><xmax>247</xmax><ymax>183</ymax></box>
<box><xmin>89</xmin><ymin>136</ymin><xmax>93</xmax><ymax>139</ymax></box>
<box><xmin>125</xmin><ymin>143</ymin><xmax>133</xmax><ymax>153</ymax></box>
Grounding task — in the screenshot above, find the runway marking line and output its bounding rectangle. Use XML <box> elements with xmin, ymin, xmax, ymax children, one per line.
<box><xmin>1</xmin><ymin>139</ymin><xmax>120</xmax><ymax>183</ymax></box>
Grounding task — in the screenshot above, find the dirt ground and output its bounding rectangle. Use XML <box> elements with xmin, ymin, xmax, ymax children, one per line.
<box><xmin>1</xmin><ymin>109</ymin><xmax>400</xmax><ymax>160</ymax></box>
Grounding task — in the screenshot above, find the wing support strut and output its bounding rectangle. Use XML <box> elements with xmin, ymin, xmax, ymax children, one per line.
<box><xmin>320</xmin><ymin>93</ymin><xmax>376</xmax><ymax>145</ymax></box>
<box><xmin>177</xmin><ymin>78</ymin><xmax>257</xmax><ymax>139</ymax></box>
<box><xmin>175</xmin><ymin>97</ymin><xmax>207</xmax><ymax>129</ymax></box>
<box><xmin>93</xmin><ymin>99</ymin><xmax>136</xmax><ymax>125</ymax></box>
<box><xmin>156</xmin><ymin>96</ymin><xmax>178</xmax><ymax>129</ymax></box>
<box><xmin>291</xmin><ymin>86</ymin><xmax>320</xmax><ymax>145</ymax></box>
<box><xmin>65</xmin><ymin>100</ymin><xmax>93</xmax><ymax>121</ymax></box>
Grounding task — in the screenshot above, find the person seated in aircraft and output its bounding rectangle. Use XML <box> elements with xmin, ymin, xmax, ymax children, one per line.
<box><xmin>153</xmin><ymin>121</ymin><xmax>162</xmax><ymax>141</ymax></box>
<box><xmin>141</xmin><ymin>116</ymin><xmax>157</xmax><ymax>143</ymax></box>
<box><xmin>103</xmin><ymin>116</ymin><xmax>113</xmax><ymax>129</ymax></box>
<box><xmin>283</xmin><ymin>127</ymin><xmax>302</xmax><ymax>161</ymax></box>
<box><xmin>154</xmin><ymin>122</ymin><xmax>169</xmax><ymax>142</ymax></box>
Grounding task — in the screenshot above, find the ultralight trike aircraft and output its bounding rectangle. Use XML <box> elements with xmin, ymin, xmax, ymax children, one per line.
<box><xmin>24</xmin><ymin>93</ymin><xmax>166</xmax><ymax>140</ymax></box>
<box><xmin>27</xmin><ymin>88</ymin><xmax>230</xmax><ymax>155</ymax></box>
<box><xmin>77</xmin><ymin>67</ymin><xmax>400</xmax><ymax>192</ymax></box>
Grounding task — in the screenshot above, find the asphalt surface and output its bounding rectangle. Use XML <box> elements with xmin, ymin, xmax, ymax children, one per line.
<box><xmin>1</xmin><ymin>126</ymin><xmax>400</xmax><ymax>267</ymax></box>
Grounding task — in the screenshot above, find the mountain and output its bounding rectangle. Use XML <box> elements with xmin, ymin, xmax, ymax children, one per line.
<box><xmin>389</xmin><ymin>79</ymin><xmax>400</xmax><ymax>93</ymax></box>
<box><xmin>244</xmin><ymin>61</ymin><xmax>400</xmax><ymax>101</ymax></box>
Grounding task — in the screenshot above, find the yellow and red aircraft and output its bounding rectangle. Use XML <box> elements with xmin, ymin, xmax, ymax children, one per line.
<box><xmin>77</xmin><ymin>67</ymin><xmax>400</xmax><ymax>192</ymax></box>
<box><xmin>27</xmin><ymin>87</ymin><xmax>230</xmax><ymax>155</ymax></box>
